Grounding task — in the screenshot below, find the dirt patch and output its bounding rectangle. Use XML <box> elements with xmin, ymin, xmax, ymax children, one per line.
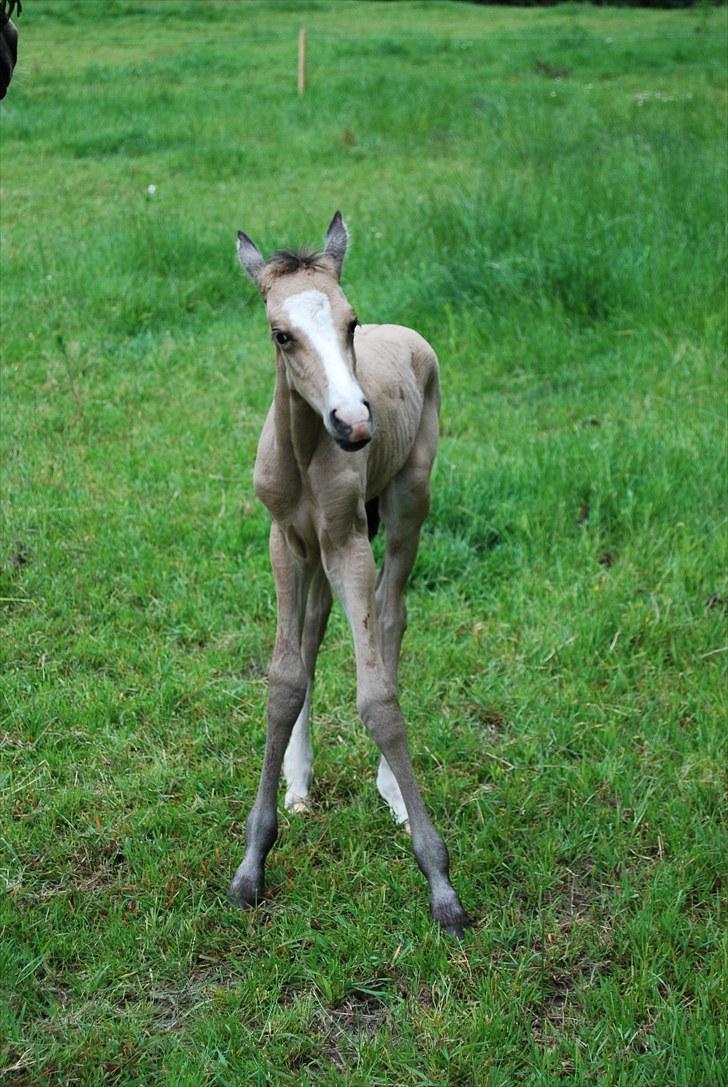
<box><xmin>1</xmin><ymin>1049</ymin><xmax>43</xmax><ymax>1085</ymax></box>
<box><xmin>314</xmin><ymin>989</ymin><xmax>390</xmax><ymax>1072</ymax></box>
<box><xmin>530</xmin><ymin>861</ymin><xmax>614</xmax><ymax>1047</ymax></box>
<box><xmin>531</xmin><ymin>983</ymin><xmax>579</xmax><ymax>1048</ymax></box>
<box><xmin>531</xmin><ymin>945</ymin><xmax>612</xmax><ymax>1051</ymax></box>
<box><xmin>9</xmin><ymin>541</ymin><xmax>33</xmax><ymax>568</ymax></box>
<box><xmin>31</xmin><ymin>957</ymin><xmax>243</xmax><ymax>1045</ymax></box>
<box><xmin>116</xmin><ymin>959</ymin><xmax>245</xmax><ymax>1032</ymax></box>
<box><xmin>70</xmin><ymin>839</ymin><xmax>128</xmax><ymax>882</ymax></box>
<box><xmin>552</xmin><ymin>859</ymin><xmax>601</xmax><ymax>920</ymax></box>
<box><xmin>11</xmin><ymin>839</ymin><xmax>134</xmax><ymax>903</ymax></box>
<box><xmin>465</xmin><ymin>703</ymin><xmax>509</xmax><ymax>744</ymax></box>
<box><xmin>534</xmin><ymin>59</ymin><xmax>570</xmax><ymax>79</ymax></box>
<box><xmin>473</xmin><ymin>705</ymin><xmax>508</xmax><ymax>732</ymax></box>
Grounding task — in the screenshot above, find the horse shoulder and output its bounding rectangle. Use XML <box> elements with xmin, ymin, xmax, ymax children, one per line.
<box><xmin>253</xmin><ymin>407</ymin><xmax>301</xmax><ymax>518</ymax></box>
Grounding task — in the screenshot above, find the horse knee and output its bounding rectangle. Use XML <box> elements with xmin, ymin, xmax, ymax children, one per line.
<box><xmin>358</xmin><ymin>690</ymin><xmax>406</xmax><ymax>751</ymax></box>
<box><xmin>268</xmin><ymin>658</ymin><xmax>307</xmax><ymax>726</ymax></box>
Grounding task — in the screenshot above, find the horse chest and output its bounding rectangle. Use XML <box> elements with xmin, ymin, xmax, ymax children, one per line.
<box><xmin>256</xmin><ymin>445</ymin><xmax>364</xmax><ymax>560</ymax></box>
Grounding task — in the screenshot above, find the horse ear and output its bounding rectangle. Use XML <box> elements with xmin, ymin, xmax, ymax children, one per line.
<box><xmin>237</xmin><ymin>230</ymin><xmax>266</xmax><ymax>290</ymax></box>
<box><xmin>323</xmin><ymin>210</ymin><xmax>349</xmax><ymax>279</ymax></box>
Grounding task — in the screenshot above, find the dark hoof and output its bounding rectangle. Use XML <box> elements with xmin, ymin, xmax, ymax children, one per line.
<box><xmin>228</xmin><ymin>870</ymin><xmax>264</xmax><ymax>909</ymax></box>
<box><xmin>441</xmin><ymin>916</ymin><xmax>471</xmax><ymax>940</ymax></box>
<box><xmin>432</xmin><ymin>898</ymin><xmax>472</xmax><ymax>939</ymax></box>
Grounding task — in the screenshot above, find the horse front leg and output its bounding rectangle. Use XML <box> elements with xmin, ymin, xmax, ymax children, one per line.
<box><xmin>229</xmin><ymin>523</ymin><xmax>310</xmax><ymax>908</ymax></box>
<box><xmin>324</xmin><ymin>530</ymin><xmax>470</xmax><ymax>938</ymax></box>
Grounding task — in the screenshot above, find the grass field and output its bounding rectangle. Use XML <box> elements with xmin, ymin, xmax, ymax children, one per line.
<box><xmin>1</xmin><ymin>1</ymin><xmax>727</xmax><ymax>1084</ymax></box>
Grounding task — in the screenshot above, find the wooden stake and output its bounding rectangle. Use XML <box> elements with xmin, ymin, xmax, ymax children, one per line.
<box><xmin>298</xmin><ymin>28</ymin><xmax>307</xmax><ymax>96</ymax></box>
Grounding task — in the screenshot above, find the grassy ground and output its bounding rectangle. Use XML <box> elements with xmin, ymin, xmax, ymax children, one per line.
<box><xmin>1</xmin><ymin>1</ymin><xmax>727</xmax><ymax>1084</ymax></box>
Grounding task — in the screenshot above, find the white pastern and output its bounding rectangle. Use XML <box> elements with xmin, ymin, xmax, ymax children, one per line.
<box><xmin>282</xmin><ymin>290</ymin><xmax>368</xmax><ymax>426</ymax></box>
<box><xmin>376</xmin><ymin>756</ymin><xmax>409</xmax><ymax>826</ymax></box>
<box><xmin>283</xmin><ymin>685</ymin><xmax>313</xmax><ymax>812</ymax></box>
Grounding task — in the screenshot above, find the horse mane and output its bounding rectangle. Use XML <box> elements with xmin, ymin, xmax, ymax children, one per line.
<box><xmin>264</xmin><ymin>248</ymin><xmax>333</xmax><ymax>279</ymax></box>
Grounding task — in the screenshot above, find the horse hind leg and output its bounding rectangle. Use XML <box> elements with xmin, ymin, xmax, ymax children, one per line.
<box><xmin>283</xmin><ymin>690</ymin><xmax>313</xmax><ymax>813</ymax></box>
<box><xmin>376</xmin><ymin>756</ymin><xmax>409</xmax><ymax>828</ymax></box>
<box><xmin>374</xmin><ymin>528</ymin><xmax>419</xmax><ymax>831</ymax></box>
<box><xmin>283</xmin><ymin>563</ymin><xmax>331</xmax><ymax>813</ymax></box>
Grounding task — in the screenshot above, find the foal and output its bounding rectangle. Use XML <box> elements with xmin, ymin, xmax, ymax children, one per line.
<box><xmin>229</xmin><ymin>213</ymin><xmax>469</xmax><ymax>936</ymax></box>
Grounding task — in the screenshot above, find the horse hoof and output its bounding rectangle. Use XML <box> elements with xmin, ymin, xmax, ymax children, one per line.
<box><xmin>431</xmin><ymin>898</ymin><xmax>472</xmax><ymax>940</ymax></box>
<box><xmin>441</xmin><ymin>917</ymin><xmax>470</xmax><ymax>940</ymax></box>
<box><xmin>285</xmin><ymin>794</ymin><xmax>312</xmax><ymax>815</ymax></box>
<box><xmin>228</xmin><ymin>870</ymin><xmax>264</xmax><ymax>909</ymax></box>
<box><xmin>401</xmin><ymin>819</ymin><xmax>411</xmax><ymax>836</ymax></box>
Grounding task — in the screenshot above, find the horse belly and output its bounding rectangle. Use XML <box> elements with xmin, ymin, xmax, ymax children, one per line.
<box><xmin>365</xmin><ymin>404</ymin><xmax>421</xmax><ymax>500</ymax></box>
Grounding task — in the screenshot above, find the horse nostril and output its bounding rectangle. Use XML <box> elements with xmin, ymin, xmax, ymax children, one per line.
<box><xmin>329</xmin><ymin>409</ymin><xmax>351</xmax><ymax>437</ymax></box>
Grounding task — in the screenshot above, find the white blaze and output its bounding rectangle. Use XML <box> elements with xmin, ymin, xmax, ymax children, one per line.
<box><xmin>282</xmin><ymin>289</ymin><xmax>367</xmax><ymax>426</ymax></box>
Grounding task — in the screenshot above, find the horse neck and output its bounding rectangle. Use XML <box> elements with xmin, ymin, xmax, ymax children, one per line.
<box><xmin>272</xmin><ymin>355</ymin><xmax>322</xmax><ymax>479</ymax></box>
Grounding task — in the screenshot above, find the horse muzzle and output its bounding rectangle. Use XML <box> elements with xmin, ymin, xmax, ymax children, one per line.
<box><xmin>329</xmin><ymin>402</ymin><xmax>373</xmax><ymax>451</ymax></box>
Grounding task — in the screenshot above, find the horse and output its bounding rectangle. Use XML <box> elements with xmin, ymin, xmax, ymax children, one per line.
<box><xmin>229</xmin><ymin>212</ymin><xmax>470</xmax><ymax>937</ymax></box>
<box><xmin>0</xmin><ymin>0</ymin><xmax>21</xmax><ymax>101</ymax></box>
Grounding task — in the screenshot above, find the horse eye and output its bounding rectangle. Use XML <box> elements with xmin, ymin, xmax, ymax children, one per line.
<box><xmin>273</xmin><ymin>330</ymin><xmax>291</xmax><ymax>346</ymax></box>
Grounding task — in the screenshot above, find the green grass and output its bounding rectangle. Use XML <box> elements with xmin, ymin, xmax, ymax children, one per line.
<box><xmin>1</xmin><ymin>1</ymin><xmax>727</xmax><ymax>1084</ymax></box>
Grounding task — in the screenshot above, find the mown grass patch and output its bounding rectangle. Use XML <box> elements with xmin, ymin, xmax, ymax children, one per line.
<box><xmin>1</xmin><ymin>2</ymin><xmax>726</xmax><ymax>1084</ymax></box>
